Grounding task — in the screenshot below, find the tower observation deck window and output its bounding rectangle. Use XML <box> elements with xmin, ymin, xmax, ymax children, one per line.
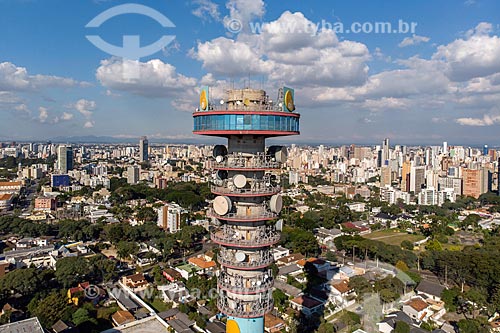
<box><xmin>193</xmin><ymin>114</ymin><xmax>299</xmax><ymax>132</ymax></box>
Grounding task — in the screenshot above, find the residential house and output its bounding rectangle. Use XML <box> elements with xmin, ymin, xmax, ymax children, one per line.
<box><xmin>272</xmin><ymin>246</ymin><xmax>290</xmax><ymax>261</ymax></box>
<box><xmin>341</xmin><ymin>222</ymin><xmax>371</xmax><ymax>235</ymax></box>
<box><xmin>111</xmin><ymin>310</ymin><xmax>135</xmax><ymax>326</ymax></box>
<box><xmin>416</xmin><ymin>280</ymin><xmax>445</xmax><ymax>302</ymax></box>
<box><xmin>290</xmin><ymin>295</ymin><xmax>324</xmax><ymax>317</ymax></box>
<box><xmin>316</xmin><ymin>227</ymin><xmax>343</xmax><ymax>247</ymax></box>
<box><xmin>67</xmin><ymin>282</ymin><xmax>90</xmax><ymax>306</ymax></box>
<box><xmin>121</xmin><ymin>273</ymin><xmax>149</xmax><ymax>292</ymax></box>
<box><xmin>378</xmin><ymin>311</ymin><xmax>420</xmax><ymax>333</ymax></box>
<box><xmin>163</xmin><ymin>268</ymin><xmax>182</xmax><ymax>282</ymax></box>
<box><xmin>403</xmin><ymin>297</ymin><xmax>432</xmax><ymax>322</ymax></box>
<box><xmin>264</xmin><ymin>313</ymin><xmax>286</xmax><ymax>333</ymax></box>
<box><xmin>273</xmin><ymin>280</ymin><xmax>303</xmax><ymax>298</ymax></box>
<box><xmin>157</xmin><ymin>282</ymin><xmax>193</xmax><ymax>305</ymax></box>
<box><xmin>327</xmin><ymin>280</ymin><xmax>356</xmax><ymax>309</ymax></box>
<box><xmin>187</xmin><ymin>256</ymin><xmax>216</xmax><ymax>274</ymax></box>
<box><xmin>51</xmin><ymin>319</ymin><xmax>79</xmax><ymax>333</ymax></box>
<box><xmin>374</xmin><ymin>212</ymin><xmax>399</xmax><ymax>228</ymax></box>
<box><xmin>276</xmin><ymin>253</ymin><xmax>305</xmax><ymax>266</ymax></box>
<box><xmin>277</xmin><ymin>264</ymin><xmax>303</xmax><ymax>283</ymax></box>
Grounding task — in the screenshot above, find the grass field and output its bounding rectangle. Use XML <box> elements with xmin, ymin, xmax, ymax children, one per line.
<box><xmin>362</xmin><ymin>229</ymin><xmax>425</xmax><ymax>246</ymax></box>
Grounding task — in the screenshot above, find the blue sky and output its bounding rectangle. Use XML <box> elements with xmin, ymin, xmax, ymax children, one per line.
<box><xmin>1</xmin><ymin>0</ymin><xmax>500</xmax><ymax>145</ymax></box>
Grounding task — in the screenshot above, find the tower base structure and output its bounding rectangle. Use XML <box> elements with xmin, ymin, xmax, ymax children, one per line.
<box><xmin>226</xmin><ymin>317</ymin><xmax>264</xmax><ymax>333</ymax></box>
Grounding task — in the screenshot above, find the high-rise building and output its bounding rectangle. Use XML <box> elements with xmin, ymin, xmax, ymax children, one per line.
<box><xmin>57</xmin><ymin>145</ymin><xmax>73</xmax><ymax>173</ymax></box>
<box><xmin>483</xmin><ymin>144</ymin><xmax>489</xmax><ymax>156</ymax></box>
<box><xmin>462</xmin><ymin>167</ymin><xmax>491</xmax><ymax>198</ymax></box>
<box><xmin>443</xmin><ymin>141</ymin><xmax>448</xmax><ymax>155</ymax></box>
<box><xmin>127</xmin><ymin>165</ymin><xmax>139</xmax><ymax>185</ymax></box>
<box><xmin>380</xmin><ymin>166</ymin><xmax>392</xmax><ymax>187</ymax></box>
<box><xmin>410</xmin><ymin>166</ymin><xmax>426</xmax><ymax>194</ymax></box>
<box><xmin>139</xmin><ymin>136</ymin><xmax>148</xmax><ymax>162</ymax></box>
<box><xmin>194</xmin><ymin>86</ymin><xmax>299</xmax><ymax>333</ymax></box>
<box><xmin>382</xmin><ymin>138</ymin><xmax>390</xmax><ymax>164</ymax></box>
<box><xmin>157</xmin><ymin>203</ymin><xmax>182</xmax><ymax>233</ymax></box>
<box><xmin>401</xmin><ymin>161</ymin><xmax>412</xmax><ymax>192</ymax></box>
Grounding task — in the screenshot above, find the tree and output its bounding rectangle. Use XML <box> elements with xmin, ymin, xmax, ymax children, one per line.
<box><xmin>72</xmin><ymin>307</ymin><xmax>97</xmax><ymax>326</ymax></box>
<box><xmin>28</xmin><ymin>292</ymin><xmax>73</xmax><ymax>328</ymax></box>
<box><xmin>401</xmin><ymin>240</ymin><xmax>413</xmax><ymax>250</ymax></box>
<box><xmin>457</xmin><ymin>318</ymin><xmax>489</xmax><ymax>333</ymax></box>
<box><xmin>281</xmin><ymin>226</ymin><xmax>320</xmax><ymax>256</ymax></box>
<box><xmin>55</xmin><ymin>256</ymin><xmax>91</xmax><ymax>288</ymax></box>
<box><xmin>136</xmin><ymin>206</ymin><xmax>157</xmax><ymax>222</ymax></box>
<box><xmin>325</xmin><ymin>251</ymin><xmax>337</xmax><ymax>262</ymax></box>
<box><xmin>0</xmin><ymin>267</ymin><xmax>51</xmax><ymax>297</ymax></box>
<box><xmin>395</xmin><ymin>260</ymin><xmax>410</xmax><ymax>272</ymax></box>
<box><xmin>441</xmin><ymin>288</ymin><xmax>460</xmax><ymax>312</ymax></box>
<box><xmin>116</xmin><ymin>241</ymin><xmax>139</xmax><ymax>262</ymax></box>
<box><xmin>273</xmin><ymin>289</ymin><xmax>288</xmax><ymax>312</ymax></box>
<box><xmin>88</xmin><ymin>254</ymin><xmax>117</xmax><ymax>283</ymax></box>
<box><xmin>394</xmin><ymin>321</ymin><xmax>410</xmax><ymax>333</ymax></box>
<box><xmin>349</xmin><ymin>276</ymin><xmax>372</xmax><ymax>300</ymax></box>
<box><xmin>425</xmin><ymin>239</ymin><xmax>443</xmax><ymax>251</ymax></box>
<box><xmin>316</xmin><ymin>321</ymin><xmax>335</xmax><ymax>333</ymax></box>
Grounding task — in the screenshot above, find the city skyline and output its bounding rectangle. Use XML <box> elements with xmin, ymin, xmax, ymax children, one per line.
<box><xmin>2</xmin><ymin>1</ymin><xmax>500</xmax><ymax>143</ymax></box>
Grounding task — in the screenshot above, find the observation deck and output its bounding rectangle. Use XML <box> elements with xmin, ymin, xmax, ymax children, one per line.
<box><xmin>193</xmin><ymin>88</ymin><xmax>300</xmax><ymax>138</ymax></box>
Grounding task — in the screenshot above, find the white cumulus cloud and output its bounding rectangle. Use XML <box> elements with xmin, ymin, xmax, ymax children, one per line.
<box><xmin>398</xmin><ymin>34</ymin><xmax>430</xmax><ymax>47</ymax></box>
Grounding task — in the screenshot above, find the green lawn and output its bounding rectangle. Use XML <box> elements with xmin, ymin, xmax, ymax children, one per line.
<box><xmin>362</xmin><ymin>229</ymin><xmax>425</xmax><ymax>246</ymax></box>
<box><xmin>148</xmin><ymin>298</ymin><xmax>172</xmax><ymax>312</ymax></box>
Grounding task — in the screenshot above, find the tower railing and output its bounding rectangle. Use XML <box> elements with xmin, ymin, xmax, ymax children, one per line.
<box><xmin>218</xmin><ymin>249</ymin><xmax>274</xmax><ymax>269</ymax></box>
<box><xmin>217</xmin><ymin>293</ymin><xmax>274</xmax><ymax>318</ymax></box>
<box><xmin>211</xmin><ymin>153</ymin><xmax>281</xmax><ymax>169</ymax></box>
<box><xmin>208</xmin><ymin>209</ymin><xmax>277</xmax><ymax>221</ymax></box>
<box><xmin>211</xmin><ymin>225</ymin><xmax>280</xmax><ymax>247</ymax></box>
<box><xmin>211</xmin><ymin>181</ymin><xmax>280</xmax><ymax>196</ymax></box>
<box><xmin>218</xmin><ymin>269</ymin><xmax>273</xmax><ymax>293</ymax></box>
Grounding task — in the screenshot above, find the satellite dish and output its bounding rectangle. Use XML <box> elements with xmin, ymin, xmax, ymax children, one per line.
<box><xmin>213</xmin><ymin>145</ymin><xmax>228</xmax><ymax>158</ymax></box>
<box><xmin>269</xmin><ymin>195</ymin><xmax>283</xmax><ymax>213</ymax></box>
<box><xmin>213</xmin><ymin>196</ymin><xmax>232</xmax><ymax>215</ymax></box>
<box><xmin>235</xmin><ymin>252</ymin><xmax>246</xmax><ymax>262</ymax></box>
<box><xmin>264</xmin><ymin>274</ymin><xmax>269</xmax><ymax>279</ymax></box>
<box><xmin>285</xmin><ymin>89</ymin><xmax>295</xmax><ymax>111</ymax></box>
<box><xmin>275</xmin><ymin>219</ymin><xmax>284</xmax><ymax>231</ymax></box>
<box><xmin>233</xmin><ymin>174</ymin><xmax>247</xmax><ymax>189</ymax></box>
<box><xmin>220</xmin><ymin>99</ymin><xmax>225</xmax><ymax>105</ymax></box>
<box><xmin>200</xmin><ymin>89</ymin><xmax>208</xmax><ymax>111</ymax></box>
<box><xmin>215</xmin><ymin>155</ymin><xmax>224</xmax><ymax>163</ymax></box>
<box><xmin>236</xmin><ymin>100</ymin><xmax>241</xmax><ymax>105</ymax></box>
<box><xmin>256</xmin><ymin>281</ymin><xmax>262</xmax><ymax>286</ymax></box>
<box><xmin>216</xmin><ymin>170</ymin><xmax>228</xmax><ymax>180</ymax></box>
<box><xmin>278</xmin><ymin>102</ymin><xmax>283</xmax><ymax>108</ymax></box>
